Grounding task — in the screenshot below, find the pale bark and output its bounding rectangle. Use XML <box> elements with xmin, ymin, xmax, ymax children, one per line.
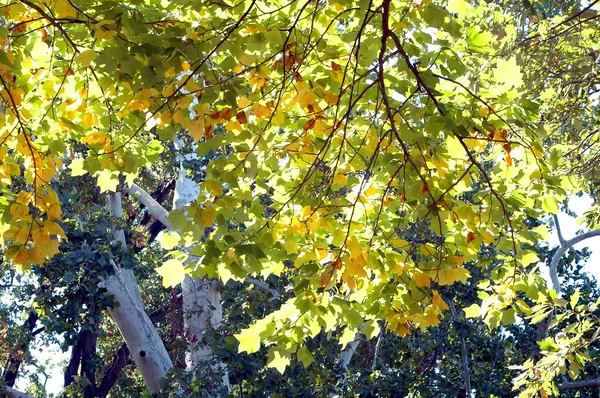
<box><xmin>4</xmin><ymin>386</ymin><xmax>33</xmax><ymax>398</ymax></box>
<box><xmin>100</xmin><ymin>261</ymin><xmax>172</xmax><ymax>394</ymax></box>
<box><xmin>108</xmin><ymin>193</ymin><xmax>144</xmax><ymax>308</ymax></box>
<box><xmin>174</xmin><ymin>136</ymin><xmax>230</xmax><ymax>391</ymax></box>
<box><xmin>548</xmin><ymin>223</ymin><xmax>600</xmax><ymax>296</ymax></box>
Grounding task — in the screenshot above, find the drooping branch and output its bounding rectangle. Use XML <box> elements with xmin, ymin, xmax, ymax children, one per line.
<box><xmin>549</xmin><ymin>227</ymin><xmax>600</xmax><ymax>295</ymax></box>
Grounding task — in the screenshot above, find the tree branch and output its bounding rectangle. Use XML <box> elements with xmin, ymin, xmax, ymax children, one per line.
<box><xmin>559</xmin><ymin>378</ymin><xmax>600</xmax><ymax>391</ymax></box>
<box><xmin>553</xmin><ymin>214</ymin><xmax>566</xmax><ymax>246</ymax></box>
<box><xmin>123</xmin><ymin>183</ymin><xmax>172</xmax><ymax>230</ymax></box>
<box><xmin>4</xmin><ymin>386</ymin><xmax>34</xmax><ymax>398</ymax></box>
<box><xmin>450</xmin><ymin>300</ymin><xmax>471</xmax><ymax>397</ymax></box>
<box><xmin>124</xmin><ymin>183</ymin><xmax>281</xmax><ymax>298</ymax></box>
<box><xmin>549</xmin><ymin>228</ymin><xmax>600</xmax><ymax>295</ymax></box>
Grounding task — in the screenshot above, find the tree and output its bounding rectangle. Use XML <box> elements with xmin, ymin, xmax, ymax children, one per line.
<box><xmin>0</xmin><ymin>0</ymin><xmax>599</xmax><ymax>396</ymax></box>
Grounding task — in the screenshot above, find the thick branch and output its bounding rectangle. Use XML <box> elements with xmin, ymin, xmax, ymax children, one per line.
<box><xmin>123</xmin><ymin>183</ymin><xmax>172</xmax><ymax>230</ymax></box>
<box><xmin>4</xmin><ymin>386</ymin><xmax>34</xmax><ymax>398</ymax></box>
<box><xmin>96</xmin><ymin>294</ymin><xmax>182</xmax><ymax>397</ymax></box>
<box><xmin>549</xmin><ymin>229</ymin><xmax>600</xmax><ymax>295</ymax></box>
<box><xmin>124</xmin><ymin>183</ymin><xmax>280</xmax><ymax>298</ymax></box>
<box><xmin>559</xmin><ymin>378</ymin><xmax>600</xmax><ymax>391</ymax></box>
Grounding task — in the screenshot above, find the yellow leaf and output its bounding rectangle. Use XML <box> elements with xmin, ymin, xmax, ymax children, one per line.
<box><xmin>155</xmin><ymin>259</ymin><xmax>186</xmax><ymax>288</ymax></box>
<box><xmin>332</xmin><ymin>173</ymin><xmax>347</xmax><ymax>186</ymax></box>
<box><xmin>413</xmin><ymin>270</ymin><xmax>430</xmax><ymax>288</ymax></box>
<box><xmin>346</xmin><ymin>257</ymin><xmax>367</xmax><ymax>278</ymax></box>
<box><xmin>189</xmin><ymin>116</ymin><xmax>205</xmax><ymax>142</ymax></box>
<box><xmin>158</xmin><ymin>231</ymin><xmax>181</xmax><ymax>250</ymax></box>
<box><xmin>432</xmin><ymin>292</ymin><xmax>449</xmax><ymax>311</ymax></box>
<box><xmin>12</xmin><ymin>250</ymin><xmax>30</xmax><ymax>269</ymax></box>
<box><xmin>323</xmin><ymin>92</ymin><xmax>339</xmax><ymax>106</ymax></box>
<box><xmin>54</xmin><ymin>0</ymin><xmax>78</xmax><ymax>18</ymax></box>
<box><xmin>82</xmin><ymin>112</ymin><xmax>99</xmax><ymax>128</ymax></box>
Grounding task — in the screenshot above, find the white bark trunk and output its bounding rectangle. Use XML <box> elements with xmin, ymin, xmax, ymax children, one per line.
<box><xmin>100</xmin><ymin>262</ymin><xmax>173</xmax><ymax>394</ymax></box>
<box><xmin>108</xmin><ymin>193</ymin><xmax>144</xmax><ymax>307</ymax></box>
<box><xmin>97</xmin><ymin>194</ymin><xmax>173</xmax><ymax>394</ymax></box>
<box><xmin>5</xmin><ymin>387</ymin><xmax>33</xmax><ymax>398</ymax></box>
<box><xmin>174</xmin><ymin>136</ymin><xmax>230</xmax><ymax>391</ymax></box>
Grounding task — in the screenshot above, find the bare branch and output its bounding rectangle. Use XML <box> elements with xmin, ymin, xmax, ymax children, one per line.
<box><xmin>549</xmin><ymin>229</ymin><xmax>600</xmax><ymax>295</ymax></box>
<box><xmin>559</xmin><ymin>378</ymin><xmax>600</xmax><ymax>391</ymax></box>
<box><xmin>4</xmin><ymin>387</ymin><xmax>34</xmax><ymax>398</ymax></box>
<box><xmin>553</xmin><ymin>214</ymin><xmax>566</xmax><ymax>246</ymax></box>
<box><xmin>123</xmin><ymin>184</ymin><xmax>172</xmax><ymax>230</ymax></box>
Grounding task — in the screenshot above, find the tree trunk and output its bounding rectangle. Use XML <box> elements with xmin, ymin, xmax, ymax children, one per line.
<box><xmin>3</xmin><ymin>310</ymin><xmax>38</xmax><ymax>387</ymax></box>
<box><xmin>100</xmin><ymin>265</ymin><xmax>172</xmax><ymax>394</ymax></box>
<box><xmin>174</xmin><ymin>135</ymin><xmax>230</xmax><ymax>392</ymax></box>
<box><xmin>95</xmin><ymin>194</ymin><xmax>173</xmax><ymax>394</ymax></box>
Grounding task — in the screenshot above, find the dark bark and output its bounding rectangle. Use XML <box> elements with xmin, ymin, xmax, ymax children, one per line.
<box><xmin>2</xmin><ymin>310</ymin><xmax>38</xmax><ymax>387</ymax></box>
<box><xmin>96</xmin><ymin>343</ymin><xmax>131</xmax><ymax>398</ymax></box>
<box><xmin>64</xmin><ymin>334</ymin><xmax>83</xmax><ymax>389</ymax></box>
<box><xmin>80</xmin><ymin>330</ymin><xmax>98</xmax><ymax>398</ymax></box>
<box><xmin>559</xmin><ymin>379</ymin><xmax>600</xmax><ymax>390</ymax></box>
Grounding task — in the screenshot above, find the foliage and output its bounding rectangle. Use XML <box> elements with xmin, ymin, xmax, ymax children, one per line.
<box><xmin>0</xmin><ymin>0</ymin><xmax>600</xmax><ymax>396</ymax></box>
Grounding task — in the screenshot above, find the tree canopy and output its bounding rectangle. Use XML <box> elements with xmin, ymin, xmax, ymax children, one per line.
<box><xmin>0</xmin><ymin>0</ymin><xmax>599</xmax><ymax>396</ymax></box>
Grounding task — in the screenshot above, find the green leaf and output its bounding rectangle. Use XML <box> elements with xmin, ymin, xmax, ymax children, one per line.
<box><xmin>155</xmin><ymin>259</ymin><xmax>186</xmax><ymax>288</ymax></box>
<box><xmin>464</xmin><ymin>304</ymin><xmax>481</xmax><ymax>318</ymax></box>
<box><xmin>541</xmin><ymin>196</ymin><xmax>559</xmax><ymax>214</ymax></box>
<box><xmin>235</xmin><ymin>329</ymin><xmax>261</xmax><ymax>354</ymax></box>
<box><xmin>74</xmin><ymin>50</ymin><xmax>98</xmax><ymax>68</ymax></box>
<box><xmin>296</xmin><ymin>345</ymin><xmax>314</xmax><ymax>368</ymax></box>
<box><xmin>266</xmin><ymin>347</ymin><xmax>291</xmax><ymax>374</ymax></box>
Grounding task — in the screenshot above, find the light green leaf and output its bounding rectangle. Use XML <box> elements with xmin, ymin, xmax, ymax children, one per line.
<box><xmin>464</xmin><ymin>304</ymin><xmax>481</xmax><ymax>318</ymax></box>
<box><xmin>155</xmin><ymin>259</ymin><xmax>186</xmax><ymax>288</ymax></box>
<box><xmin>69</xmin><ymin>158</ymin><xmax>86</xmax><ymax>177</ymax></box>
<box><xmin>235</xmin><ymin>328</ymin><xmax>261</xmax><ymax>354</ymax></box>
<box><xmin>493</xmin><ymin>57</ymin><xmax>523</xmax><ymax>88</ymax></box>
<box><xmin>521</xmin><ymin>252</ymin><xmax>540</xmax><ymax>267</ymax></box>
<box><xmin>541</xmin><ymin>196</ymin><xmax>559</xmax><ymax>214</ymax></box>
<box><xmin>159</xmin><ymin>231</ymin><xmax>181</xmax><ymax>250</ymax></box>
<box><xmin>296</xmin><ymin>345</ymin><xmax>314</xmax><ymax>368</ymax></box>
<box><xmin>339</xmin><ymin>327</ymin><xmax>357</xmax><ymax>349</ymax></box>
<box><xmin>267</xmin><ymin>347</ymin><xmax>291</xmax><ymax>374</ymax></box>
<box><xmin>96</xmin><ymin>170</ymin><xmax>119</xmax><ymax>193</ymax></box>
